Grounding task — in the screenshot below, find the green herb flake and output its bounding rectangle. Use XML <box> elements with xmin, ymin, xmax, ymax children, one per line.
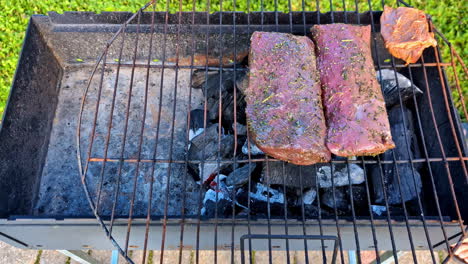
<box><xmin>262</xmin><ymin>94</ymin><xmax>274</xmax><ymax>103</ymax></box>
<box><xmin>341</xmin><ymin>39</ymin><xmax>353</xmax><ymax>42</ymax></box>
<box><xmin>384</xmin><ymin>59</ymin><xmax>391</xmax><ymax>63</ymax></box>
<box><xmin>114</xmin><ymin>59</ymin><xmax>120</xmax><ymax>62</ymax></box>
<box><xmin>153</xmin><ymin>59</ymin><xmax>160</xmax><ymax>62</ymax></box>
<box><xmin>75</xmin><ymin>58</ymin><xmax>83</xmax><ymax>62</ymax></box>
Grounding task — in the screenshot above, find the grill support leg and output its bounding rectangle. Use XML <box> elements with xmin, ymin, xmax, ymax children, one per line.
<box><xmin>57</xmin><ymin>250</ymin><xmax>102</xmax><ymax>264</ymax></box>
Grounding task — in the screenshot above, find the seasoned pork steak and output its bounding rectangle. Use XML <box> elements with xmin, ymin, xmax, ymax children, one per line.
<box><xmin>311</xmin><ymin>24</ymin><xmax>395</xmax><ymax>156</ymax></box>
<box><xmin>380</xmin><ymin>5</ymin><xmax>437</xmax><ymax>64</ymax></box>
<box><xmin>246</xmin><ymin>32</ymin><xmax>330</xmax><ymax>165</ymax></box>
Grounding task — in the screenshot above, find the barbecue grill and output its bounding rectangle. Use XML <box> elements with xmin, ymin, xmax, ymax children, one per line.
<box><xmin>0</xmin><ymin>0</ymin><xmax>467</xmax><ymax>263</ymax></box>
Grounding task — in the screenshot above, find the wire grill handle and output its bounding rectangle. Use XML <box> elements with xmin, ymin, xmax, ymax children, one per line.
<box><xmin>240</xmin><ymin>234</ymin><xmax>339</xmax><ymax>264</ymax></box>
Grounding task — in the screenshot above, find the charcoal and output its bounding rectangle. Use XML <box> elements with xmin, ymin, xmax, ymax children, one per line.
<box><xmin>370</xmin><ymin>105</ymin><xmax>422</xmax><ymax>205</ymax></box>
<box><xmin>236</xmin><ymin>183</ymin><xmax>285</xmax><ymax>216</ymax></box>
<box><xmin>232</xmin><ymin>122</ymin><xmax>247</xmax><ymax>136</ymax></box>
<box><xmin>346</xmin><ymin>185</ymin><xmax>368</xmax><ymax>215</ymax></box>
<box><xmin>301</xmin><ymin>205</ymin><xmax>321</xmax><ymax>218</ymax></box>
<box><xmin>226</xmin><ymin>163</ymin><xmax>257</xmax><ymax>187</ymax></box>
<box><xmin>321</xmin><ymin>187</ymin><xmax>349</xmax><ymax>214</ymax></box>
<box><xmin>191</xmin><ymin>70</ymin><xmax>219</xmax><ymax>89</ymax></box>
<box><xmin>316</xmin><ymin>163</ymin><xmax>364</xmax><ymax>188</ymax></box>
<box><xmin>190</xmin><ymin>109</ymin><xmax>207</xmax><ymax>131</ymax></box>
<box><xmin>262</xmin><ymin>162</ymin><xmax>316</xmax><ymax>188</ymax></box>
<box><xmin>377</xmin><ymin>69</ymin><xmax>423</xmax><ymax>108</ymax></box>
<box><xmin>242</xmin><ymin>139</ymin><xmax>264</xmax><ymax>156</ymax></box>
<box><xmin>201</xmin><ymin>176</ymin><xmax>233</xmax><ymax>217</ymax></box>
<box><xmin>189</xmin><ymin>109</ymin><xmax>207</xmax><ymax>141</ymax></box>
<box><xmin>188</xmin><ymin>123</ymin><xmax>234</xmax><ymax>183</ymax></box>
<box><xmin>236</xmin><ymin>70</ymin><xmax>249</xmax><ymax>94</ymax></box>
<box><xmin>197</xmin><ymin>70</ymin><xmax>247</xmax><ymax>125</ymax></box>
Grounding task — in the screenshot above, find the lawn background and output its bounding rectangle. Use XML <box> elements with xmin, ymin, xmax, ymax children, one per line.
<box><xmin>0</xmin><ymin>0</ymin><xmax>466</xmax><ymax>117</ymax></box>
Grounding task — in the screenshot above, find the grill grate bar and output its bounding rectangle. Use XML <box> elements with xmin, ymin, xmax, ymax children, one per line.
<box><xmin>176</xmin><ymin>0</ymin><xmax>198</xmax><ymax>263</ymax></box>
<box><xmin>104</xmin><ymin>62</ymin><xmax>453</xmax><ymax>70</ymax></box>
<box><xmin>123</xmin><ymin>11</ymin><xmax>144</xmax><ymax>256</ymax></box>
<box><xmin>141</xmin><ymin>4</ymin><xmax>157</xmax><ymax>264</ymax></box>
<box><xmin>87</xmin><ymin>156</ymin><xmax>468</xmax><ymax>164</ymax></box>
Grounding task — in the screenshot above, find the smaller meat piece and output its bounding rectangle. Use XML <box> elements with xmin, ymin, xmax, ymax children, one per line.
<box><xmin>380</xmin><ymin>5</ymin><xmax>437</xmax><ymax>64</ymax></box>
<box><xmin>246</xmin><ymin>32</ymin><xmax>330</xmax><ymax>165</ymax></box>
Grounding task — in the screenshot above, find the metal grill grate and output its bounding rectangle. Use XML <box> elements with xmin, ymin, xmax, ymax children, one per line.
<box><xmin>76</xmin><ymin>0</ymin><xmax>468</xmax><ymax>263</ymax></box>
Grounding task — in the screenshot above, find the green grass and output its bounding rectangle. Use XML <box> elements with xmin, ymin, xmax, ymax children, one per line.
<box><xmin>0</xmin><ymin>0</ymin><xmax>466</xmax><ymax>117</ymax></box>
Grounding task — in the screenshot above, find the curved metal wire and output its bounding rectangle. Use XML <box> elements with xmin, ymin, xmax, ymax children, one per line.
<box><xmin>77</xmin><ymin>0</ymin><xmax>468</xmax><ymax>263</ymax></box>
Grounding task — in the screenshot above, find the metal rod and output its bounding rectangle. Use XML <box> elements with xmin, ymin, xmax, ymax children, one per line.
<box><xmin>87</xmin><ymin>156</ymin><xmax>468</xmax><ymax>164</ymax></box>
<box><xmin>141</xmin><ymin>4</ymin><xmax>157</xmax><ymax>264</ymax></box>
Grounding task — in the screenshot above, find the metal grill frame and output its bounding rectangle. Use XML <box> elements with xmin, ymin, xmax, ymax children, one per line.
<box><xmin>75</xmin><ymin>0</ymin><xmax>468</xmax><ymax>263</ymax></box>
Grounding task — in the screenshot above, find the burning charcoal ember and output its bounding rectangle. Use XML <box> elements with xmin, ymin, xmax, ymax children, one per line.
<box><xmin>189</xmin><ymin>109</ymin><xmax>207</xmax><ymax>141</ymax></box>
<box><xmin>377</xmin><ymin>69</ymin><xmax>423</xmax><ymax>108</ymax></box>
<box><xmin>242</xmin><ymin>139</ymin><xmax>264</xmax><ymax>156</ymax></box>
<box><xmin>372</xmin><ymin>205</ymin><xmax>387</xmax><ymax>216</ymax></box>
<box><xmin>262</xmin><ymin>162</ymin><xmax>316</xmax><ymax>188</ymax></box>
<box><xmin>321</xmin><ymin>187</ymin><xmax>349</xmax><ymax>214</ymax></box>
<box><xmin>316</xmin><ymin>163</ymin><xmax>365</xmax><ymax>188</ymax></box>
<box><xmin>188</xmin><ymin>124</ymin><xmax>234</xmax><ymax>183</ymax></box>
<box><xmin>233</xmin><ymin>122</ymin><xmax>247</xmax><ymax>136</ymax></box>
<box><xmin>371</xmin><ymin>105</ymin><xmax>422</xmax><ymax>205</ymax></box>
<box><xmin>311</xmin><ymin>24</ymin><xmax>395</xmax><ymax>156</ymax></box>
<box><xmin>246</xmin><ymin>32</ymin><xmax>330</xmax><ymax>165</ymax></box>
<box><xmin>201</xmin><ymin>175</ymin><xmax>234</xmax><ymax>217</ymax></box>
<box><xmin>226</xmin><ymin>163</ymin><xmax>257</xmax><ymax>187</ymax></box>
<box><xmin>236</xmin><ymin>183</ymin><xmax>285</xmax><ymax>216</ymax></box>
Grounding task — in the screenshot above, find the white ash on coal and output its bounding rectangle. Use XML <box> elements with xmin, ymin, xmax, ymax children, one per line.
<box><xmin>316</xmin><ymin>163</ymin><xmax>364</xmax><ymax>188</ymax></box>
<box><xmin>250</xmin><ymin>183</ymin><xmax>284</xmax><ymax>203</ymax></box>
<box><xmin>372</xmin><ymin>205</ymin><xmax>387</xmax><ymax>216</ymax></box>
<box><xmin>226</xmin><ymin>163</ymin><xmax>257</xmax><ymax>187</ymax></box>
<box><xmin>377</xmin><ymin>69</ymin><xmax>423</xmax><ymax>108</ymax></box>
<box><xmin>301</xmin><ymin>189</ymin><xmax>317</xmax><ymax>205</ymax></box>
<box><xmin>370</xmin><ymin>105</ymin><xmax>422</xmax><ymax>205</ymax></box>
<box><xmin>236</xmin><ymin>183</ymin><xmax>286</xmax><ymax>216</ymax></box>
<box><xmin>242</xmin><ymin>139</ymin><xmax>264</xmax><ymax>156</ymax></box>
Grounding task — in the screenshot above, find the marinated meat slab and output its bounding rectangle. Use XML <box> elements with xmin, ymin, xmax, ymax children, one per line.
<box><xmin>311</xmin><ymin>24</ymin><xmax>395</xmax><ymax>156</ymax></box>
<box><xmin>246</xmin><ymin>32</ymin><xmax>330</xmax><ymax>165</ymax></box>
<box><xmin>380</xmin><ymin>5</ymin><xmax>437</xmax><ymax>64</ymax></box>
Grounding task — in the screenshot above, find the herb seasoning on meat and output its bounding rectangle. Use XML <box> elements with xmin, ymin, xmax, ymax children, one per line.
<box><xmin>311</xmin><ymin>24</ymin><xmax>395</xmax><ymax>156</ymax></box>
<box><xmin>246</xmin><ymin>32</ymin><xmax>330</xmax><ymax>165</ymax></box>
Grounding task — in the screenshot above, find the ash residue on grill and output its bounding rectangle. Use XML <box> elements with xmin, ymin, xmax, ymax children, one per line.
<box><xmin>193</xmin><ymin>66</ymin><xmax>428</xmax><ymax>219</ymax></box>
<box><xmin>35</xmin><ymin>66</ymin><xmax>204</xmax><ymax>216</ymax></box>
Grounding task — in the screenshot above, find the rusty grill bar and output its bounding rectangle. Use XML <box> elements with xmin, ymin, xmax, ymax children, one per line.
<box><xmin>75</xmin><ymin>0</ymin><xmax>468</xmax><ymax>263</ymax></box>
